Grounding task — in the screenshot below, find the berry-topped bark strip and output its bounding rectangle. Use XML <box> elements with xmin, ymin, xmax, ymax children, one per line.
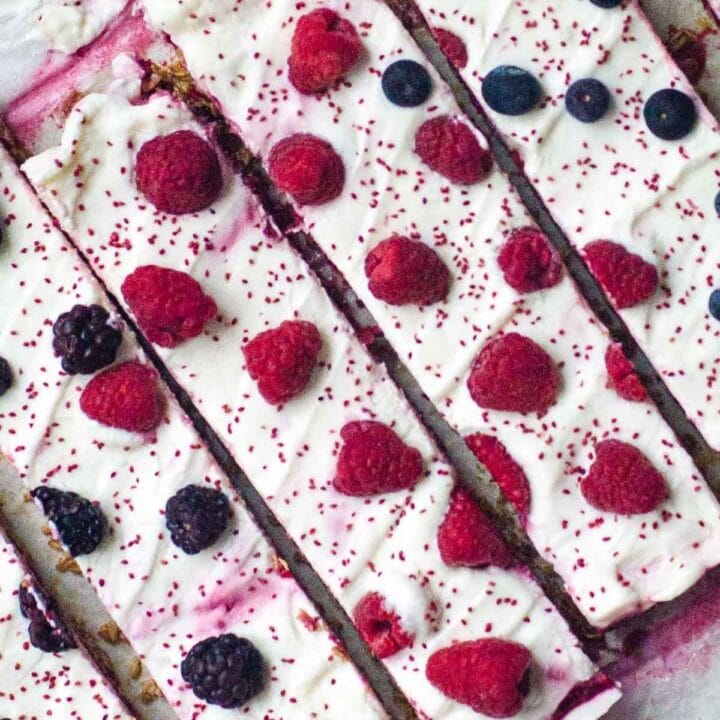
<box><xmin>136</xmin><ymin>0</ymin><xmax>720</xmax><ymax>628</ymax></box>
<box><xmin>0</xmin><ymin>526</ymin><xmax>133</xmax><ymax>718</ymax></box>
<box><xmin>13</xmin><ymin>67</ymin><xmax>619</xmax><ymax>719</ymax></box>
<box><xmin>407</xmin><ymin>0</ymin><xmax>720</xmax><ymax>453</ymax></box>
<box><xmin>0</xmin><ymin>144</ymin><xmax>391</xmax><ymax>720</ymax></box>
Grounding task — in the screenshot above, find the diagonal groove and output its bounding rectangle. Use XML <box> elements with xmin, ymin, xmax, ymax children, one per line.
<box><xmin>146</xmin><ymin>56</ymin><xmax>604</xmax><ymax>646</ymax></box>
<box><xmin>0</xmin><ymin>481</ymin><xmax>166</xmax><ymax>720</ymax></box>
<box><xmin>0</xmin><ymin>123</ymin><xmax>418</xmax><ymax>720</ymax></box>
<box><xmin>381</xmin><ymin>0</ymin><xmax>720</xmax><ymax>494</ymax></box>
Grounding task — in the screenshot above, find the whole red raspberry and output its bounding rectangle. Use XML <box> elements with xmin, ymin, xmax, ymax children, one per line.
<box><xmin>353</xmin><ymin>592</ymin><xmax>414</xmax><ymax>659</ymax></box>
<box><xmin>437</xmin><ymin>488</ymin><xmax>514</xmax><ymax>568</ymax></box>
<box><xmin>243</xmin><ymin>320</ymin><xmax>322</xmax><ymax>405</ymax></box>
<box><xmin>135</xmin><ymin>130</ymin><xmax>223</xmax><ymax>215</ymax></box>
<box><xmin>464</xmin><ymin>434</ymin><xmax>531</xmax><ymax>522</ymax></box>
<box><xmin>467</xmin><ymin>333</ymin><xmax>559</xmax><ymax>415</ymax></box>
<box><xmin>497</xmin><ymin>228</ymin><xmax>563</xmax><ymax>293</ymax></box>
<box><xmin>333</xmin><ymin>421</ymin><xmax>423</xmax><ymax>496</ymax></box>
<box><xmin>268</xmin><ymin>134</ymin><xmax>345</xmax><ymax>206</ymax></box>
<box><xmin>121</xmin><ymin>265</ymin><xmax>217</xmax><ymax>349</ymax></box>
<box><xmin>288</xmin><ymin>8</ymin><xmax>363</xmax><ymax>94</ymax></box>
<box><xmin>604</xmin><ymin>343</ymin><xmax>646</xmax><ymax>402</ymax></box>
<box><xmin>80</xmin><ymin>360</ymin><xmax>164</xmax><ymax>433</ymax></box>
<box><xmin>433</xmin><ymin>28</ymin><xmax>468</xmax><ymax>69</ymax></box>
<box><xmin>426</xmin><ymin>638</ymin><xmax>532</xmax><ymax>718</ymax></box>
<box><xmin>583</xmin><ymin>240</ymin><xmax>658</xmax><ymax>310</ymax></box>
<box><xmin>580</xmin><ymin>439</ymin><xmax>668</xmax><ymax>515</ymax></box>
<box><xmin>414</xmin><ymin>116</ymin><xmax>492</xmax><ymax>185</ymax></box>
<box><xmin>365</xmin><ymin>236</ymin><xmax>450</xmax><ymax>306</ymax></box>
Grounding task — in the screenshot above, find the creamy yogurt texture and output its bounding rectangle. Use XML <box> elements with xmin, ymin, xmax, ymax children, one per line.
<box><xmin>0</xmin><ymin>533</ymin><xmax>131</xmax><ymax>719</ymax></box>
<box><xmin>20</xmin><ymin>77</ymin><xmax>618</xmax><ymax>717</ymax></box>
<box><xmin>137</xmin><ymin>0</ymin><xmax>720</xmax><ymax>628</ymax></box>
<box><xmin>0</xmin><ymin>144</ymin><xmax>387</xmax><ymax>720</ymax></box>
<box><xmin>0</xmin><ymin>0</ymin><xmax>126</xmax><ymax>108</ymax></box>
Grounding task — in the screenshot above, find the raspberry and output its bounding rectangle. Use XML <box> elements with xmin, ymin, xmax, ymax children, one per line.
<box><xmin>0</xmin><ymin>356</ymin><xmax>13</xmax><ymax>397</ymax></box>
<box><xmin>80</xmin><ymin>360</ymin><xmax>164</xmax><ymax>433</ymax></box>
<box><xmin>135</xmin><ymin>131</ymin><xmax>222</xmax><ymax>215</ymax></box>
<box><xmin>604</xmin><ymin>343</ymin><xmax>646</xmax><ymax>402</ymax></box>
<box><xmin>414</xmin><ymin>116</ymin><xmax>492</xmax><ymax>185</ymax></box>
<box><xmin>165</xmin><ymin>485</ymin><xmax>230</xmax><ymax>554</ymax></box>
<box><xmin>181</xmin><ymin>634</ymin><xmax>266</xmax><ymax>708</ymax></box>
<box><xmin>464</xmin><ymin>434</ymin><xmax>531</xmax><ymax>521</ymax></box>
<box><xmin>426</xmin><ymin>638</ymin><xmax>532</xmax><ymax>718</ymax></box>
<box><xmin>437</xmin><ymin>488</ymin><xmax>514</xmax><ymax>568</ymax></box>
<box><xmin>365</xmin><ymin>236</ymin><xmax>450</xmax><ymax>306</ymax></box>
<box><xmin>433</xmin><ymin>28</ymin><xmax>468</xmax><ymax>69</ymax></box>
<box><xmin>268</xmin><ymin>134</ymin><xmax>345</xmax><ymax>206</ymax></box>
<box><xmin>333</xmin><ymin>420</ymin><xmax>423</xmax><ymax>496</ymax></box>
<box><xmin>353</xmin><ymin>592</ymin><xmax>414</xmax><ymax>659</ymax></box>
<box><xmin>52</xmin><ymin>304</ymin><xmax>122</xmax><ymax>374</ymax></box>
<box><xmin>584</xmin><ymin>240</ymin><xmax>658</xmax><ymax>309</ymax></box>
<box><xmin>288</xmin><ymin>9</ymin><xmax>362</xmax><ymax>94</ymax></box>
<box><xmin>497</xmin><ymin>228</ymin><xmax>563</xmax><ymax>293</ymax></box>
<box><xmin>31</xmin><ymin>487</ymin><xmax>107</xmax><ymax>557</ymax></box>
<box><xmin>467</xmin><ymin>333</ymin><xmax>559</xmax><ymax>415</ymax></box>
<box><xmin>243</xmin><ymin>320</ymin><xmax>322</xmax><ymax>405</ymax></box>
<box><xmin>18</xmin><ymin>581</ymin><xmax>76</xmax><ymax>653</ymax></box>
<box><xmin>121</xmin><ymin>265</ymin><xmax>217</xmax><ymax>348</ymax></box>
<box><xmin>580</xmin><ymin>439</ymin><xmax>668</xmax><ymax>515</ymax></box>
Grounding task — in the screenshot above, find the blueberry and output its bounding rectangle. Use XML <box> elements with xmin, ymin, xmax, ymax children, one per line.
<box><xmin>381</xmin><ymin>60</ymin><xmax>432</xmax><ymax>107</ymax></box>
<box><xmin>714</xmin><ymin>190</ymin><xmax>720</xmax><ymax>217</ymax></box>
<box><xmin>709</xmin><ymin>289</ymin><xmax>720</xmax><ymax>320</ymax></box>
<box><xmin>643</xmin><ymin>88</ymin><xmax>696</xmax><ymax>140</ymax></box>
<box><xmin>0</xmin><ymin>357</ymin><xmax>12</xmax><ymax>397</ymax></box>
<box><xmin>590</xmin><ymin>0</ymin><xmax>622</xmax><ymax>7</ymax></box>
<box><xmin>481</xmin><ymin>65</ymin><xmax>542</xmax><ymax>116</ymax></box>
<box><xmin>565</xmin><ymin>78</ymin><xmax>611</xmax><ymax>123</ymax></box>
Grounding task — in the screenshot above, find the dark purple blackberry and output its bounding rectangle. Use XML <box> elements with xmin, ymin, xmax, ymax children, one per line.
<box><xmin>31</xmin><ymin>486</ymin><xmax>107</xmax><ymax>556</ymax></box>
<box><xmin>0</xmin><ymin>356</ymin><xmax>13</xmax><ymax>397</ymax></box>
<box><xmin>18</xmin><ymin>581</ymin><xmax>76</xmax><ymax>653</ymax></box>
<box><xmin>165</xmin><ymin>484</ymin><xmax>230</xmax><ymax>554</ymax></box>
<box><xmin>181</xmin><ymin>634</ymin><xmax>266</xmax><ymax>708</ymax></box>
<box><xmin>52</xmin><ymin>304</ymin><xmax>122</xmax><ymax>374</ymax></box>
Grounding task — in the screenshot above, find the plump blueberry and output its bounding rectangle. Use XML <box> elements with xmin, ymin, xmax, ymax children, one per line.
<box><xmin>714</xmin><ymin>191</ymin><xmax>720</xmax><ymax>217</ymax></box>
<box><xmin>710</xmin><ymin>289</ymin><xmax>720</xmax><ymax>320</ymax></box>
<box><xmin>381</xmin><ymin>60</ymin><xmax>432</xmax><ymax>107</ymax></box>
<box><xmin>565</xmin><ymin>78</ymin><xmax>611</xmax><ymax>122</ymax></box>
<box><xmin>590</xmin><ymin>0</ymin><xmax>622</xmax><ymax>7</ymax></box>
<box><xmin>0</xmin><ymin>357</ymin><xmax>12</xmax><ymax>397</ymax></box>
<box><xmin>643</xmin><ymin>88</ymin><xmax>696</xmax><ymax>140</ymax></box>
<box><xmin>481</xmin><ymin>65</ymin><xmax>542</xmax><ymax>116</ymax></box>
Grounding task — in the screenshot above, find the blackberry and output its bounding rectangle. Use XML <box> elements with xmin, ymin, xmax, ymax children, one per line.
<box><xmin>0</xmin><ymin>356</ymin><xmax>12</xmax><ymax>397</ymax></box>
<box><xmin>165</xmin><ymin>485</ymin><xmax>230</xmax><ymax>554</ymax></box>
<box><xmin>643</xmin><ymin>88</ymin><xmax>696</xmax><ymax>141</ymax></box>
<box><xmin>31</xmin><ymin>486</ymin><xmax>107</xmax><ymax>556</ymax></box>
<box><xmin>181</xmin><ymin>634</ymin><xmax>266</xmax><ymax>708</ymax></box>
<box><xmin>381</xmin><ymin>60</ymin><xmax>432</xmax><ymax>107</ymax></box>
<box><xmin>52</xmin><ymin>304</ymin><xmax>122</xmax><ymax>374</ymax></box>
<box><xmin>18</xmin><ymin>581</ymin><xmax>76</xmax><ymax>653</ymax></box>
